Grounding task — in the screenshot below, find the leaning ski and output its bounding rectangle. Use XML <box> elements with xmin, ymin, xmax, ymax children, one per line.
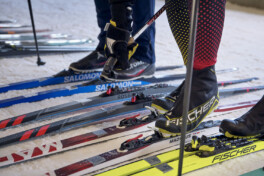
<box><xmin>3</xmin><ymin>39</ymin><xmax>93</xmax><ymax>46</ymax></box>
<box><xmin>0</xmin><ymin>20</ymin><xmax>16</xmax><ymax>24</ymax></box>
<box><xmin>130</xmin><ymin>135</ymin><xmax>264</xmax><ymax>176</ymax></box>
<box><xmin>0</xmin><ymin>24</ymin><xmax>30</xmax><ymax>28</ymax></box>
<box><xmin>0</xmin><ymin>98</ymin><xmax>257</xmax><ymax>168</ymax></box>
<box><xmin>0</xmin><ymin>29</ymin><xmax>50</xmax><ymax>34</ymax></box>
<box><xmin>0</xmin><ymin>45</ymin><xmax>96</xmax><ymax>57</ymax></box>
<box><xmin>0</xmin><ymin>33</ymin><xmax>69</xmax><ymax>41</ymax></box>
<box><xmin>0</xmin><ymin>65</ymin><xmax>183</xmax><ymax>94</ymax></box>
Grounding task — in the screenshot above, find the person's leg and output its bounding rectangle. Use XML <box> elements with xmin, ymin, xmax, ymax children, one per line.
<box><xmin>154</xmin><ymin>0</ymin><xmax>226</xmax><ymax>135</ymax></box>
<box><xmin>94</xmin><ymin>0</ymin><xmax>111</xmax><ymax>51</ymax></box>
<box><xmin>69</xmin><ymin>0</ymin><xmax>110</xmax><ymax>72</ymax></box>
<box><xmin>165</xmin><ymin>0</ymin><xmax>225</xmax><ymax>69</ymax></box>
<box><xmin>101</xmin><ymin>0</ymin><xmax>155</xmax><ymax>81</ymax></box>
<box><xmin>132</xmin><ymin>0</ymin><xmax>155</xmax><ymax>64</ymax></box>
<box><xmin>220</xmin><ymin>95</ymin><xmax>264</xmax><ymax>138</ymax></box>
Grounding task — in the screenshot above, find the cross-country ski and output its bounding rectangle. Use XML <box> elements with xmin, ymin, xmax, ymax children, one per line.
<box><xmin>0</xmin><ymin>99</ymin><xmax>259</xmax><ymax>168</ymax></box>
<box><xmin>1</xmin><ymin>1</ymin><xmax>264</xmax><ymax>176</ymax></box>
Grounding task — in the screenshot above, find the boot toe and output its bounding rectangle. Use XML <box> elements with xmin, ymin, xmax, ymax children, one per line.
<box><xmin>220</xmin><ymin>119</ymin><xmax>249</xmax><ymax>137</ymax></box>
<box><xmin>69</xmin><ymin>62</ymin><xmax>79</xmax><ymax>68</ymax></box>
<box><xmin>151</xmin><ymin>98</ymin><xmax>172</xmax><ymax>113</ymax></box>
<box><xmin>155</xmin><ymin>118</ymin><xmax>180</xmax><ymax>134</ymax></box>
<box><xmin>155</xmin><ymin>118</ymin><xmax>169</xmax><ymax>132</ymax></box>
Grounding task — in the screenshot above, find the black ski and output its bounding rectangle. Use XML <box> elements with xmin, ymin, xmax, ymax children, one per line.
<box><xmin>0</xmin><ymin>93</ymin><xmax>165</xmax><ymax>147</ymax></box>
<box><xmin>0</xmin><ymin>44</ymin><xmax>96</xmax><ymax>57</ymax></box>
<box><xmin>0</xmin><ymin>20</ymin><xmax>16</xmax><ymax>24</ymax></box>
<box><xmin>0</xmin><ymin>84</ymin><xmax>175</xmax><ymax>130</ymax></box>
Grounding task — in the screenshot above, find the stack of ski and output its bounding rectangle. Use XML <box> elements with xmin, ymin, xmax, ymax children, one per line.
<box><xmin>0</xmin><ymin>80</ymin><xmax>262</xmax><ymax>130</ymax></box>
<box><xmin>0</xmin><ymin>64</ymin><xmax>263</xmax><ymax>173</ymax></box>
<box><xmin>0</xmin><ymin>84</ymin><xmax>175</xmax><ymax>130</ymax></box>
<box><xmin>0</xmin><ymin>98</ymin><xmax>259</xmax><ymax>168</ymax></box>
<box><xmin>0</xmin><ymin>65</ymin><xmax>183</xmax><ymax>93</ymax></box>
<box><xmin>1</xmin><ymin>67</ymin><xmax>258</xmax><ymax>108</ymax></box>
<box><xmin>41</xmin><ymin>99</ymin><xmax>263</xmax><ymax>176</ymax></box>
<box><xmin>0</xmin><ymin>92</ymin><xmax>167</xmax><ymax>147</ymax></box>
<box><xmin>0</xmin><ymin>20</ymin><xmax>97</xmax><ymax>56</ymax></box>
<box><xmin>0</xmin><ymin>78</ymin><xmax>261</xmax><ymax>168</ymax></box>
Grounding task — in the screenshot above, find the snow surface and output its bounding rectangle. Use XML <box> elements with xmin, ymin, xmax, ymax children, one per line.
<box><xmin>0</xmin><ymin>0</ymin><xmax>264</xmax><ymax>176</ymax></box>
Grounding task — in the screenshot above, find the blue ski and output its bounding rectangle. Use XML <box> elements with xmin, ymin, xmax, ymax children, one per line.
<box><xmin>0</xmin><ymin>65</ymin><xmax>183</xmax><ymax>94</ymax></box>
<box><xmin>0</xmin><ymin>74</ymin><xmax>185</xmax><ymax>108</ymax></box>
<box><xmin>0</xmin><ymin>76</ymin><xmax>257</xmax><ymax>109</ymax></box>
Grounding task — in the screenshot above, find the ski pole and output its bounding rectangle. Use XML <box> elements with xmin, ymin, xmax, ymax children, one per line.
<box><xmin>178</xmin><ymin>0</ymin><xmax>200</xmax><ymax>176</ymax></box>
<box><xmin>133</xmin><ymin>4</ymin><xmax>166</xmax><ymax>40</ymax></box>
<box><xmin>27</xmin><ymin>0</ymin><xmax>45</xmax><ymax>66</ymax></box>
<box><xmin>102</xmin><ymin>4</ymin><xmax>166</xmax><ymax>76</ymax></box>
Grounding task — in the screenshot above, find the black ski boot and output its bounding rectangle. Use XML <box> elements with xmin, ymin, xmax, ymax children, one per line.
<box><xmin>100</xmin><ymin>1</ymin><xmax>155</xmax><ymax>81</ymax></box>
<box><xmin>155</xmin><ymin>65</ymin><xmax>219</xmax><ymax>136</ymax></box>
<box><xmin>101</xmin><ymin>56</ymin><xmax>155</xmax><ymax>81</ymax></box>
<box><xmin>101</xmin><ymin>22</ymin><xmax>155</xmax><ymax>81</ymax></box>
<box><xmin>220</xmin><ymin>95</ymin><xmax>264</xmax><ymax>138</ymax></box>
<box><xmin>151</xmin><ymin>81</ymin><xmax>185</xmax><ymax>114</ymax></box>
<box><xmin>69</xmin><ymin>49</ymin><xmax>106</xmax><ymax>72</ymax></box>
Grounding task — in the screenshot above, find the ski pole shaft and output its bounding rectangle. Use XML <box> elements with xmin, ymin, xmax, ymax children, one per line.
<box><xmin>178</xmin><ymin>0</ymin><xmax>200</xmax><ymax>176</ymax></box>
<box><xmin>133</xmin><ymin>4</ymin><xmax>166</xmax><ymax>40</ymax></box>
<box><xmin>27</xmin><ymin>0</ymin><xmax>45</xmax><ymax>66</ymax></box>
